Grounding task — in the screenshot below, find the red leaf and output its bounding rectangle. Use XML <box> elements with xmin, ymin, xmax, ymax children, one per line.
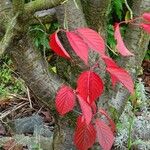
<box><xmin>140</xmin><ymin>23</ymin><xmax>150</xmax><ymax>34</ymax></box>
<box><xmin>102</xmin><ymin>56</ymin><xmax>118</xmax><ymax>87</ymax></box>
<box><xmin>66</xmin><ymin>31</ymin><xmax>89</xmax><ymax>64</ymax></box>
<box><xmin>55</xmin><ymin>85</ymin><xmax>76</xmax><ymax>115</ymax></box>
<box><xmin>102</xmin><ymin>56</ymin><xmax>134</xmax><ymax>94</ymax></box>
<box><xmin>74</xmin><ymin>116</ymin><xmax>96</xmax><ymax>150</ymax></box>
<box><xmin>77</xmin><ymin>95</ymin><xmax>92</xmax><ymax>125</ymax></box>
<box><xmin>49</xmin><ymin>32</ymin><xmax>70</xmax><ymax>59</ymax></box>
<box><xmin>77</xmin><ymin>71</ymin><xmax>104</xmax><ymax>105</ymax></box>
<box><xmin>76</xmin><ymin>28</ymin><xmax>105</xmax><ymax>56</ymax></box>
<box><xmin>142</xmin><ymin>13</ymin><xmax>150</xmax><ymax>22</ymax></box>
<box><xmin>114</xmin><ymin>23</ymin><xmax>134</xmax><ymax>56</ymax></box>
<box><xmin>95</xmin><ymin>119</ymin><xmax>115</xmax><ymax>150</ymax></box>
<box><xmin>102</xmin><ymin>56</ymin><xmax>118</xmax><ymax>68</ymax></box>
<box><xmin>99</xmin><ymin>108</ymin><xmax>116</xmax><ymax>133</ymax></box>
<box><xmin>106</xmin><ymin>67</ymin><xmax>134</xmax><ymax>94</ymax></box>
<box><xmin>110</xmin><ymin>74</ymin><xmax>118</xmax><ymax>88</ymax></box>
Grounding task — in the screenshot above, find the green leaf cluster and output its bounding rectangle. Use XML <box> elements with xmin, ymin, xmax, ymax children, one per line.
<box><xmin>112</xmin><ymin>0</ymin><xmax>124</xmax><ymax>20</ymax></box>
<box><xmin>0</xmin><ymin>55</ymin><xmax>25</xmax><ymax>97</ymax></box>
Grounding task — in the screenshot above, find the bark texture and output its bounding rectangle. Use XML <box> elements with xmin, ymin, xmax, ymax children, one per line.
<box><xmin>8</xmin><ymin>34</ymin><xmax>64</xmax><ymax>108</ymax></box>
<box><xmin>55</xmin><ymin>0</ymin><xmax>87</xmax><ymax>86</ymax></box>
<box><xmin>81</xmin><ymin>0</ymin><xmax>111</xmax><ymax>38</ymax></box>
<box><xmin>0</xmin><ymin>0</ymin><xmax>12</xmax><ymax>30</ymax></box>
<box><xmin>24</xmin><ymin>0</ymin><xmax>65</xmax><ymax>14</ymax></box>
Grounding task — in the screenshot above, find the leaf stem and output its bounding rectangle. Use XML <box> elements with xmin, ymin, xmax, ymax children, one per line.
<box><xmin>124</xmin><ymin>0</ymin><xmax>133</xmax><ymax>19</ymax></box>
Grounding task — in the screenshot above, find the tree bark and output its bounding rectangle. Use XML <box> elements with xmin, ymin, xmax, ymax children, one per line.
<box><xmin>81</xmin><ymin>0</ymin><xmax>111</xmax><ymax>37</ymax></box>
<box><xmin>8</xmin><ymin>34</ymin><xmax>64</xmax><ymax>108</ymax></box>
<box><xmin>55</xmin><ymin>0</ymin><xmax>87</xmax><ymax>86</ymax></box>
<box><xmin>24</xmin><ymin>0</ymin><xmax>65</xmax><ymax>14</ymax></box>
<box><xmin>0</xmin><ymin>0</ymin><xmax>12</xmax><ymax>30</ymax></box>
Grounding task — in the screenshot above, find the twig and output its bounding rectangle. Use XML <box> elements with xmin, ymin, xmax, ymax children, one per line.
<box><xmin>27</xmin><ymin>87</ymin><xmax>33</xmax><ymax>109</ymax></box>
<box><xmin>3</xmin><ymin>62</ymin><xmax>20</xmax><ymax>77</ymax></box>
<box><xmin>73</xmin><ymin>0</ymin><xmax>79</xmax><ymax>9</ymax></box>
<box><xmin>61</xmin><ymin>0</ymin><xmax>69</xmax><ymax>4</ymax></box>
<box><xmin>106</xmin><ymin>44</ymin><xmax>118</xmax><ymax>56</ymax></box>
<box><xmin>124</xmin><ymin>0</ymin><xmax>133</xmax><ymax>19</ymax></box>
<box><xmin>8</xmin><ymin>93</ymin><xmax>28</xmax><ymax>101</ymax></box>
<box><xmin>37</xmin><ymin>107</ymin><xmax>43</xmax><ymax>114</ymax></box>
<box><xmin>0</xmin><ymin>102</ymin><xmax>28</xmax><ymax>120</ymax></box>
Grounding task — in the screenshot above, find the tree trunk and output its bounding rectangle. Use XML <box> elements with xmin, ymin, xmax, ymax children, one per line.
<box><xmin>0</xmin><ymin>0</ymin><xmax>150</xmax><ymax>149</ymax></box>
<box><xmin>8</xmin><ymin>34</ymin><xmax>64</xmax><ymax>108</ymax></box>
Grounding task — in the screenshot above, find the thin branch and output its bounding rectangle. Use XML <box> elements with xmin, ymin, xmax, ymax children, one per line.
<box><xmin>0</xmin><ymin>102</ymin><xmax>28</xmax><ymax>120</ymax></box>
<box><xmin>27</xmin><ymin>87</ymin><xmax>33</xmax><ymax>109</ymax></box>
<box><xmin>106</xmin><ymin>44</ymin><xmax>118</xmax><ymax>56</ymax></box>
<box><xmin>24</xmin><ymin>0</ymin><xmax>65</xmax><ymax>14</ymax></box>
<box><xmin>124</xmin><ymin>0</ymin><xmax>133</xmax><ymax>19</ymax></box>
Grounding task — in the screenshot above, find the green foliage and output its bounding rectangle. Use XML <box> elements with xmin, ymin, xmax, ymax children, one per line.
<box><xmin>107</xmin><ymin>0</ymin><xmax>129</xmax><ymax>58</ymax></box>
<box><xmin>29</xmin><ymin>24</ymin><xmax>49</xmax><ymax>50</ymax></box>
<box><xmin>29</xmin><ymin>22</ymin><xmax>59</xmax><ymax>53</ymax></box>
<box><xmin>0</xmin><ymin>55</ymin><xmax>25</xmax><ymax>98</ymax></box>
<box><xmin>107</xmin><ymin>24</ymin><xmax>127</xmax><ymax>58</ymax></box>
<box><xmin>111</xmin><ymin>0</ymin><xmax>124</xmax><ymax>20</ymax></box>
<box><xmin>31</xmin><ymin>143</ymin><xmax>43</xmax><ymax>150</ymax></box>
<box><xmin>144</xmin><ymin>49</ymin><xmax>150</xmax><ymax>60</ymax></box>
<box><xmin>28</xmin><ymin>22</ymin><xmax>60</xmax><ymax>74</ymax></box>
<box><xmin>25</xmin><ymin>0</ymin><xmax>35</xmax><ymax>3</ymax></box>
<box><xmin>107</xmin><ymin>25</ymin><xmax>116</xmax><ymax>53</ymax></box>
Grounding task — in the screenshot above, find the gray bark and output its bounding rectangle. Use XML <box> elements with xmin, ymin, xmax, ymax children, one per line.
<box><xmin>8</xmin><ymin>34</ymin><xmax>64</xmax><ymax>108</ymax></box>
<box><xmin>55</xmin><ymin>0</ymin><xmax>88</xmax><ymax>86</ymax></box>
<box><xmin>81</xmin><ymin>0</ymin><xmax>111</xmax><ymax>37</ymax></box>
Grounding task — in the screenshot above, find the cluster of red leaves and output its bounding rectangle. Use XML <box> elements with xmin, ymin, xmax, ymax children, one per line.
<box><xmin>141</xmin><ymin>13</ymin><xmax>150</xmax><ymax>34</ymax></box>
<box><xmin>49</xmin><ymin>13</ymin><xmax>150</xmax><ymax>150</ymax></box>
<box><xmin>56</xmin><ymin>82</ymin><xmax>115</xmax><ymax>150</ymax></box>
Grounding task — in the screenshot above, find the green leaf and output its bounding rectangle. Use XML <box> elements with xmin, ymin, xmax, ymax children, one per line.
<box><xmin>112</xmin><ymin>0</ymin><xmax>124</xmax><ymax>20</ymax></box>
